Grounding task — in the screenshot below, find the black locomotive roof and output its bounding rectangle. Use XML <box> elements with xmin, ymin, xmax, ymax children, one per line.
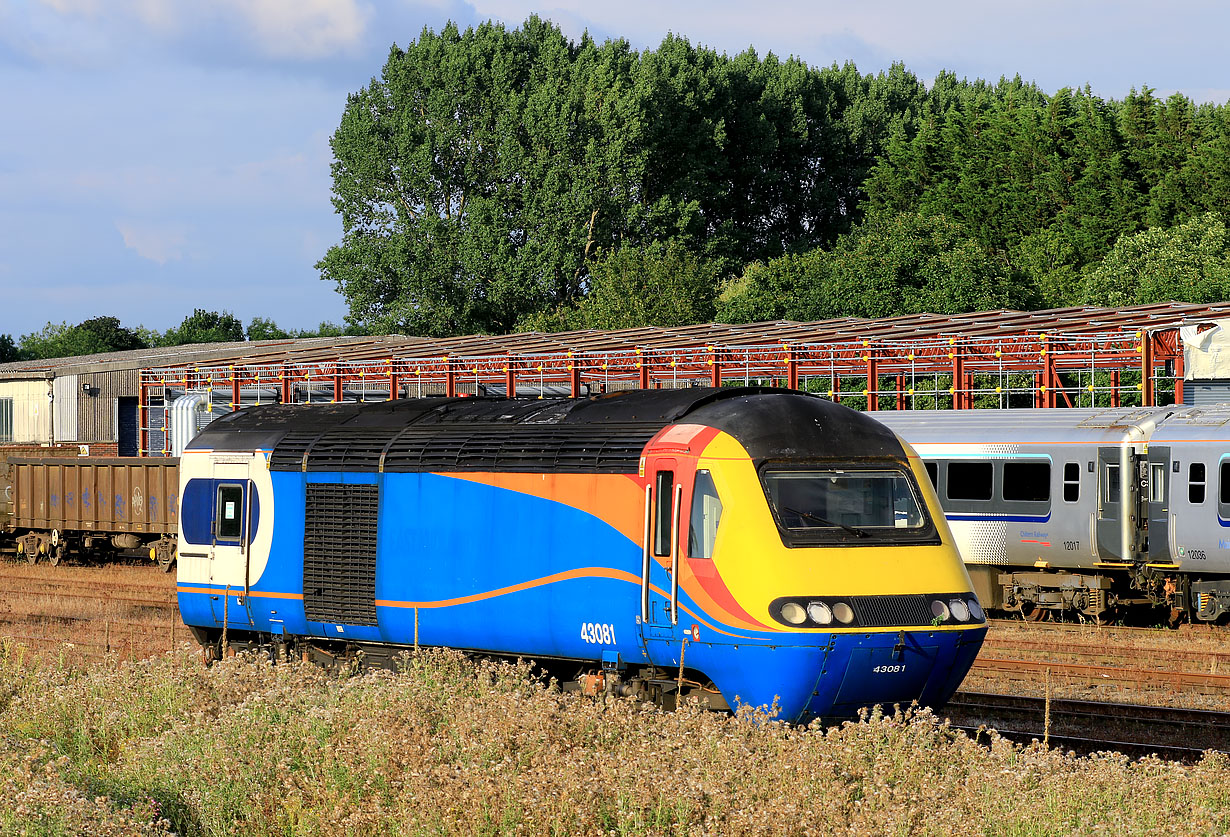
<box><xmin>188</xmin><ymin>387</ymin><xmax>906</xmax><ymax>473</ymax></box>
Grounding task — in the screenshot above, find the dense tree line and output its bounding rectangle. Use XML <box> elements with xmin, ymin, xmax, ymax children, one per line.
<box><xmin>0</xmin><ymin>311</ymin><xmax>357</xmax><ymax>363</ymax></box>
<box><xmin>321</xmin><ymin>19</ymin><xmax>1230</xmax><ymax>335</ymax></box>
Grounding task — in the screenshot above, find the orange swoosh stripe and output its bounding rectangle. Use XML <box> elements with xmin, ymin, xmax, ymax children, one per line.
<box><xmin>177</xmin><ymin>586</ymin><xmax>304</xmax><ymax>601</ymax></box>
<box><xmin>375</xmin><ymin>566</ymin><xmax>639</xmax><ymax>609</ymax></box>
<box><xmin>375</xmin><ymin>566</ymin><xmax>766</xmax><ymax>641</ymax></box>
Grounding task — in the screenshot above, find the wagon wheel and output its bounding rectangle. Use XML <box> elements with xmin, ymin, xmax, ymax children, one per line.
<box><xmin>24</xmin><ymin>544</ymin><xmax>38</xmax><ymax>565</ymax></box>
<box><xmin>1168</xmin><ymin>606</ymin><xmax>1187</xmax><ymax>629</ymax></box>
<box><xmin>47</xmin><ymin>545</ymin><xmax>65</xmax><ymax>567</ymax></box>
<box><xmin>1095</xmin><ymin>607</ymin><xmax>1119</xmax><ymax>627</ymax></box>
<box><xmin>160</xmin><ymin>555</ymin><xmax>176</xmax><ymax>574</ymax></box>
<box><xmin>1020</xmin><ymin>602</ymin><xmax>1047</xmax><ymax>622</ymax></box>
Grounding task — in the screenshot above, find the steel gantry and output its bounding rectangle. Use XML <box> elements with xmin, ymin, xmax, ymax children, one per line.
<box><xmin>137</xmin><ymin>301</ymin><xmax>1230</xmax><ymax>456</ymax></box>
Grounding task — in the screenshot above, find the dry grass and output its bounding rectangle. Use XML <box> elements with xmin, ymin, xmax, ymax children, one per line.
<box><xmin>2</xmin><ymin>565</ymin><xmax>1230</xmax><ymax>834</ymax></box>
<box><xmin>1</xmin><ymin>645</ymin><xmax>1229</xmax><ymax>836</ymax></box>
<box><xmin>0</xmin><ymin>561</ymin><xmax>176</xmax><ymax>664</ymax></box>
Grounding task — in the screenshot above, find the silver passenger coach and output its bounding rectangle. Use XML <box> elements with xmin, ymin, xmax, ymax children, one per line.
<box><xmin>876</xmin><ymin>406</ymin><xmax>1230</xmax><ymax>623</ymax></box>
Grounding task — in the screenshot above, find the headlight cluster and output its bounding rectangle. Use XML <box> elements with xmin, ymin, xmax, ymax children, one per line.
<box><xmin>931</xmin><ymin>596</ymin><xmax>984</xmax><ymax>624</ymax></box>
<box><xmin>778</xmin><ymin>599</ymin><xmax>856</xmax><ymax>627</ymax></box>
<box><xmin>773</xmin><ymin>594</ymin><xmax>986</xmax><ymax>628</ymax></box>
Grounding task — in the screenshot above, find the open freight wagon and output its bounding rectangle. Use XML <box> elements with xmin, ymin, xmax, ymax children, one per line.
<box><xmin>6</xmin><ymin>456</ymin><xmax>179</xmax><ymax>570</ymax></box>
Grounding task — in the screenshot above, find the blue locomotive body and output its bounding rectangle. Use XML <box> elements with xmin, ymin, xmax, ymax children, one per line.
<box><xmin>177</xmin><ymin>389</ymin><xmax>985</xmax><ymax>721</ymax></box>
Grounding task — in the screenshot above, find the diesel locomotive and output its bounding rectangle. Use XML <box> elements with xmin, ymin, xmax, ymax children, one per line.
<box><xmin>175</xmin><ymin>388</ymin><xmax>986</xmax><ymax>721</ymax></box>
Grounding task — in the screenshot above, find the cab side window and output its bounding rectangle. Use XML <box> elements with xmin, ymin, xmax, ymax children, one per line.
<box><xmin>216</xmin><ymin>484</ymin><xmax>243</xmax><ymax>541</ymax></box>
<box><xmin>653</xmin><ymin>471</ymin><xmax>674</xmax><ymax>557</ymax></box>
<box><xmin>688</xmin><ymin>470</ymin><xmax>723</xmax><ymax>560</ymax></box>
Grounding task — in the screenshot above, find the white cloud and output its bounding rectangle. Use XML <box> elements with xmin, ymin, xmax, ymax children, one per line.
<box><xmin>32</xmin><ymin>0</ymin><xmax>371</xmax><ymax>60</ymax></box>
<box><xmin>115</xmin><ymin>219</ymin><xmax>188</xmax><ymax>264</ymax></box>
<box><xmin>221</xmin><ymin>0</ymin><xmax>370</xmax><ymax>59</ymax></box>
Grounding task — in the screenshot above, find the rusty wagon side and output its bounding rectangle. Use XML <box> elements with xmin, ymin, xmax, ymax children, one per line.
<box><xmin>8</xmin><ymin>456</ymin><xmax>180</xmax><ymax>570</ymax></box>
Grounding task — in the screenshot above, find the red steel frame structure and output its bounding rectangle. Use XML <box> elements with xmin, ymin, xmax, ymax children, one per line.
<box><xmin>136</xmin><ymin>302</ymin><xmax>1230</xmax><ymax>456</ymax></box>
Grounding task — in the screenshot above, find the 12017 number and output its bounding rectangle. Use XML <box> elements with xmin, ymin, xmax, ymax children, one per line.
<box><xmin>581</xmin><ymin>623</ymin><xmax>616</xmax><ymax>644</ymax></box>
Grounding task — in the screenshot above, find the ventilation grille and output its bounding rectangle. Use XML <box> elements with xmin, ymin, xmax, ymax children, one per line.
<box><xmin>849</xmin><ymin>594</ymin><xmax>934</xmax><ymax>628</ymax></box>
<box><xmin>269</xmin><ymin>423</ymin><xmax>657</xmax><ymax>473</ymax></box>
<box><xmin>380</xmin><ymin>425</ymin><xmax>654</xmax><ymax>473</ymax></box>
<box><xmin>268</xmin><ymin>430</ymin><xmax>319</xmax><ymax>470</ymax></box>
<box><xmin>303</xmin><ymin>483</ymin><xmax>379</xmax><ymax>626</ymax></box>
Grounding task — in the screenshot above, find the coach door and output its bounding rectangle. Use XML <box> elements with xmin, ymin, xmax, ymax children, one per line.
<box><xmin>641</xmin><ymin>457</ymin><xmax>681</xmax><ymax>642</ymax></box>
<box><xmin>1095</xmin><ymin>447</ymin><xmax>1125</xmax><ymax>561</ymax></box>
<box><xmin>1146</xmin><ymin>447</ymin><xmax>1171</xmax><ymax>562</ymax></box>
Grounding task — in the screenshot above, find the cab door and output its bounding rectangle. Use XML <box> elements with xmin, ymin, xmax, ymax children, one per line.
<box><xmin>208</xmin><ymin>461</ymin><xmax>255</xmax><ymax>627</ymax></box>
<box><xmin>640</xmin><ymin>458</ymin><xmax>680</xmax><ymax>641</ymax></box>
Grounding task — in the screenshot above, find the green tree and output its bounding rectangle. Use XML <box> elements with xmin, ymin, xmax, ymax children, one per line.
<box><xmin>822</xmin><ymin>212</ymin><xmax>1021</xmax><ymax>317</ymax></box>
<box><xmin>1081</xmin><ymin>212</ymin><xmax>1230</xmax><ymax>306</ymax></box>
<box><xmin>319</xmin><ymin>18</ymin><xmax>653</xmax><ymax>336</ymax></box>
<box><xmin>0</xmin><ymin>334</ymin><xmax>18</xmax><ymax>362</ymax></box>
<box><xmin>715</xmin><ymin>249</ymin><xmax>830</xmax><ymax>323</ymax></box>
<box><xmin>18</xmin><ymin>316</ymin><xmax>149</xmax><ymax>360</ymax></box>
<box><xmin>718</xmin><ymin>213</ymin><xmax>1018</xmax><ymax>323</ymax></box>
<box><xmin>246</xmin><ymin>317</ymin><xmax>290</xmax><ymax>341</ymax></box>
<box><xmin>520</xmin><ymin>240</ymin><xmax>721</xmax><ymax>331</ymax></box>
<box><xmin>163</xmin><ymin>309</ymin><xmax>246</xmax><ymax>346</ymax></box>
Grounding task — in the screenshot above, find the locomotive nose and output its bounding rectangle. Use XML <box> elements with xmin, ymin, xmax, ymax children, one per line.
<box><xmin>807</xmin><ymin>626</ymin><xmax>986</xmax><ymax>719</ymax></box>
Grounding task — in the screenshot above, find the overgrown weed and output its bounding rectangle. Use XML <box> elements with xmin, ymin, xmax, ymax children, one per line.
<box><xmin>0</xmin><ymin>644</ymin><xmax>1226</xmax><ymax>835</ymax></box>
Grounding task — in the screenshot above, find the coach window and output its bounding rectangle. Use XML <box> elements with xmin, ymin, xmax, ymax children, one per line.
<box><xmin>653</xmin><ymin>471</ymin><xmax>674</xmax><ymax>557</ymax></box>
<box><xmin>688</xmin><ymin>470</ymin><xmax>723</xmax><ymax>560</ymax></box>
<box><xmin>1003</xmin><ymin>462</ymin><xmax>1050</xmax><ymax>502</ymax></box>
<box><xmin>216</xmin><ymin>484</ymin><xmax>243</xmax><ymax>541</ymax></box>
<box><xmin>924</xmin><ymin>461</ymin><xmax>938</xmax><ymax>489</ymax></box>
<box><xmin>1190</xmin><ymin>463</ymin><xmax>1206</xmax><ymax>504</ymax></box>
<box><xmin>1063</xmin><ymin>462</ymin><xmax>1080</xmax><ymax>502</ymax></box>
<box><xmin>947</xmin><ymin>461</ymin><xmax>993</xmax><ymax>501</ymax></box>
<box><xmin>1104</xmin><ymin>464</ymin><xmax>1120</xmax><ymax>504</ymax></box>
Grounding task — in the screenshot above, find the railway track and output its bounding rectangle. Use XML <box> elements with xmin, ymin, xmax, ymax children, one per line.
<box><xmin>979</xmin><ymin>637</ymin><xmax>1230</xmax><ymax>671</ymax></box>
<box><xmin>946</xmin><ymin>691</ymin><xmax>1230</xmax><ymax>760</ymax></box>
<box><xmin>969</xmin><ymin>655</ymin><xmax>1230</xmax><ymax>694</ymax></box>
<box><xmin>988</xmin><ymin>617</ymin><xmax>1220</xmax><ymax>636</ymax></box>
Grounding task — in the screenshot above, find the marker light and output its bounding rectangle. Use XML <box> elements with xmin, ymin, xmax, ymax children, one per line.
<box><xmin>949</xmin><ymin>598</ymin><xmax>971</xmax><ymax>622</ymax></box>
<box><xmin>780</xmin><ymin>602</ymin><xmax>807</xmax><ymax>625</ymax></box>
<box><xmin>967</xmin><ymin>597</ymin><xmax>985</xmax><ymax>621</ymax></box>
<box><xmin>832</xmin><ymin>602</ymin><xmax>855</xmax><ymax>624</ymax></box>
<box><xmin>807</xmin><ymin>601</ymin><xmax>834</xmax><ymax>625</ymax></box>
<box><xmin>930</xmin><ymin>599</ymin><xmax>950</xmax><ymax>621</ymax></box>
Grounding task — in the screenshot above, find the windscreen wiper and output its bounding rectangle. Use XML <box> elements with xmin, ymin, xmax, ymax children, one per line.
<box><xmin>782</xmin><ymin>506</ymin><xmax>870</xmax><ymax>538</ymax></box>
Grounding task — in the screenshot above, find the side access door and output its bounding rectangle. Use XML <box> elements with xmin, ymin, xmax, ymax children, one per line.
<box><xmin>1095</xmin><ymin>447</ymin><xmax>1125</xmax><ymax>562</ymax></box>
<box><xmin>207</xmin><ymin>460</ymin><xmax>256</xmax><ymax>628</ymax></box>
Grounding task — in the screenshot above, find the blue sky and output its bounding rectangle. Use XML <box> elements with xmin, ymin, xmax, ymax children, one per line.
<box><xmin>1</xmin><ymin>0</ymin><xmax>1226</xmax><ymax>340</ymax></box>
